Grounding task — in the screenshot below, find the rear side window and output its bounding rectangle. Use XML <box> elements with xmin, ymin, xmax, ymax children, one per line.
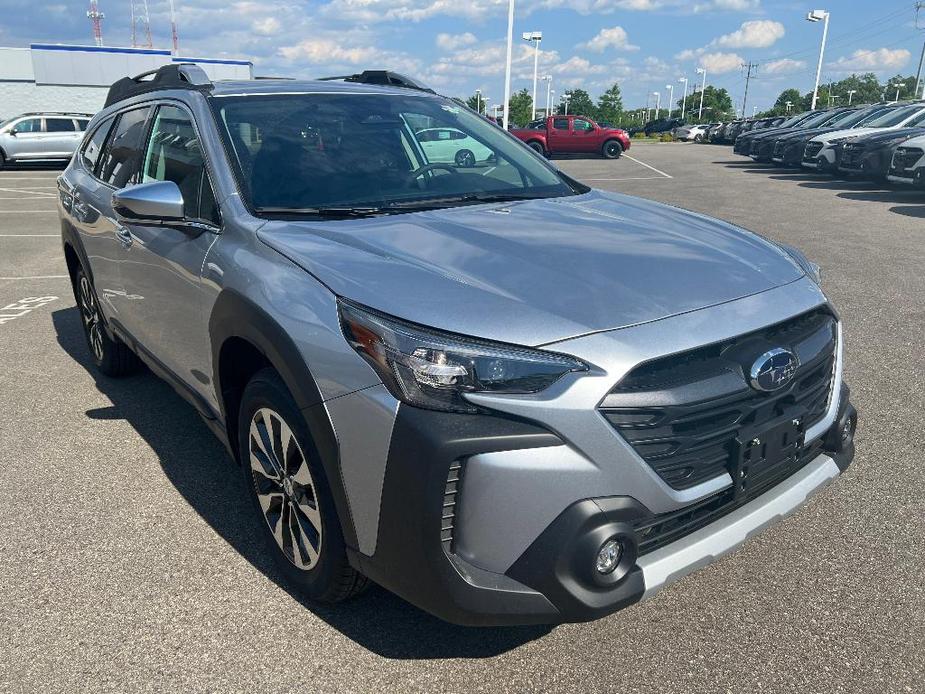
<box><xmin>141</xmin><ymin>105</ymin><xmax>220</xmax><ymax>226</ymax></box>
<box><xmin>77</xmin><ymin>119</ymin><xmax>90</xmax><ymax>131</ymax></box>
<box><xmin>80</xmin><ymin>117</ymin><xmax>115</xmax><ymax>173</ymax></box>
<box><xmin>46</xmin><ymin>118</ymin><xmax>76</xmax><ymax>132</ymax></box>
<box><xmin>98</xmin><ymin>106</ymin><xmax>152</xmax><ymax>188</ymax></box>
<box><xmin>553</xmin><ymin>118</ymin><xmax>569</xmax><ymax>130</ymax></box>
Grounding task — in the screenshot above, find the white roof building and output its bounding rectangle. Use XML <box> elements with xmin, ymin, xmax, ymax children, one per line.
<box><xmin>0</xmin><ymin>43</ymin><xmax>253</xmax><ymax>116</ymax></box>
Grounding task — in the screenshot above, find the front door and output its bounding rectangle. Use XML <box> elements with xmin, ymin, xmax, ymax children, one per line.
<box><xmin>571</xmin><ymin>118</ymin><xmax>599</xmax><ymax>152</ymax></box>
<box><xmin>4</xmin><ymin>117</ymin><xmax>44</xmax><ymax>159</ymax></box>
<box><xmin>116</xmin><ymin>103</ymin><xmax>220</xmax><ymax>399</ymax></box>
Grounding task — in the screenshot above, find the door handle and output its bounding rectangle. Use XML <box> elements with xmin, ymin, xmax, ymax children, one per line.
<box><xmin>116</xmin><ymin>225</ymin><xmax>133</xmax><ymax>247</ymax></box>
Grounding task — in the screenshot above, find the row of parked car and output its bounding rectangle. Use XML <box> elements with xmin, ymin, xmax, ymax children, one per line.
<box><xmin>710</xmin><ymin>103</ymin><xmax>925</xmax><ymax>187</ymax></box>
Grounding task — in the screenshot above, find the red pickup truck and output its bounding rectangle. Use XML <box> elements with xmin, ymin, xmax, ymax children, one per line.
<box><xmin>512</xmin><ymin>115</ymin><xmax>631</xmax><ymax>159</ymax></box>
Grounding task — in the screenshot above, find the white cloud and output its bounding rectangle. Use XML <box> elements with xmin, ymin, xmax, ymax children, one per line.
<box><xmin>581</xmin><ymin>26</ymin><xmax>639</xmax><ymax>52</ymax></box>
<box><xmin>698</xmin><ymin>51</ymin><xmax>743</xmax><ymax>73</ymax></box>
<box><xmin>694</xmin><ymin>0</ymin><xmax>759</xmax><ymax>10</ymax></box>
<box><xmin>713</xmin><ymin>20</ymin><xmax>784</xmax><ymax>49</ymax></box>
<box><xmin>436</xmin><ymin>32</ymin><xmax>477</xmax><ymax>51</ymax></box>
<box><xmin>764</xmin><ymin>58</ymin><xmax>806</xmax><ymax>75</ymax></box>
<box><xmin>828</xmin><ymin>48</ymin><xmax>911</xmax><ymax>72</ymax></box>
<box><xmin>251</xmin><ymin>17</ymin><xmax>281</xmax><ymax>36</ymax></box>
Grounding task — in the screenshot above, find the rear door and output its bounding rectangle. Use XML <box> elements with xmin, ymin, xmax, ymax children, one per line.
<box><xmin>115</xmin><ymin>102</ymin><xmax>220</xmax><ymax>396</ymax></box>
<box><xmin>43</xmin><ymin>117</ymin><xmax>83</xmax><ymax>158</ymax></box>
<box><xmin>547</xmin><ymin>116</ymin><xmax>571</xmax><ymax>152</ymax></box>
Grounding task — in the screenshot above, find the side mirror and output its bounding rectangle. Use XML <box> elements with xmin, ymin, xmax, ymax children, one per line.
<box><xmin>8</xmin><ymin>129</ymin><xmax>17</xmax><ymax>136</ymax></box>
<box><xmin>112</xmin><ymin>181</ymin><xmax>184</xmax><ymax>224</ymax></box>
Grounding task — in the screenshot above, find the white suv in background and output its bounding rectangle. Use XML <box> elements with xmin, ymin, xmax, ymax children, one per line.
<box><xmin>0</xmin><ymin>112</ymin><xmax>92</xmax><ymax>168</ymax></box>
<box><xmin>802</xmin><ymin>103</ymin><xmax>925</xmax><ymax>172</ymax></box>
<box><xmin>887</xmin><ymin>133</ymin><xmax>925</xmax><ymax>186</ymax></box>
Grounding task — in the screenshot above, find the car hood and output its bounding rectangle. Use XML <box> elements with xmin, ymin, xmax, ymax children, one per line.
<box><xmin>814</xmin><ymin>126</ymin><xmax>885</xmax><ymax>144</ymax></box>
<box><xmin>852</xmin><ymin>127</ymin><xmax>925</xmax><ymax>148</ymax></box>
<box><xmin>257</xmin><ymin>190</ymin><xmax>804</xmax><ymax>346</ymax></box>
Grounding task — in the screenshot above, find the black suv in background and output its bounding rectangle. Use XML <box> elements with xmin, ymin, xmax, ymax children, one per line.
<box><xmin>630</xmin><ymin>117</ymin><xmax>683</xmax><ymax>137</ymax></box>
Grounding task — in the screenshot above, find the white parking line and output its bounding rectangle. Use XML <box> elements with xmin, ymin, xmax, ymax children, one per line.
<box><xmin>0</xmin><ymin>187</ymin><xmax>57</xmax><ymax>197</ymax></box>
<box><xmin>0</xmin><ymin>210</ymin><xmax>59</xmax><ymax>213</ymax></box>
<box><xmin>624</xmin><ymin>155</ymin><xmax>673</xmax><ymax>179</ymax></box>
<box><xmin>0</xmin><ymin>234</ymin><xmax>59</xmax><ymax>237</ymax></box>
<box><xmin>0</xmin><ymin>275</ymin><xmax>69</xmax><ymax>280</ymax></box>
<box><xmin>585</xmin><ymin>176</ymin><xmax>667</xmax><ymax>182</ymax></box>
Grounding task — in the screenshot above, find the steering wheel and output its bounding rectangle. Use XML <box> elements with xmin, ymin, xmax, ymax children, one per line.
<box><xmin>405</xmin><ymin>163</ymin><xmax>460</xmax><ymax>186</ymax></box>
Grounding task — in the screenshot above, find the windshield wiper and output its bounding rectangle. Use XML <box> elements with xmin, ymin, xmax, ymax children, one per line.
<box><xmin>385</xmin><ymin>193</ymin><xmax>550</xmax><ymax>211</ymax></box>
<box><xmin>254</xmin><ymin>206</ymin><xmax>387</xmax><ymax>218</ymax></box>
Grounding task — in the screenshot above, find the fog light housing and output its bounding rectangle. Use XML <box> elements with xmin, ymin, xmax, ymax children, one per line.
<box><xmin>596</xmin><ymin>539</ymin><xmax>623</xmax><ymax>575</ymax></box>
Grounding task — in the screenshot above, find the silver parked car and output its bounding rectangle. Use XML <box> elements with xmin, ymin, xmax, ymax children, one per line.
<box><xmin>57</xmin><ymin>65</ymin><xmax>857</xmax><ymax>626</ymax></box>
<box><xmin>0</xmin><ymin>112</ymin><xmax>92</xmax><ymax>167</ymax></box>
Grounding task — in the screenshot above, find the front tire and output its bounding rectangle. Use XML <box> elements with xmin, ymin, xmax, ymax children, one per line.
<box><xmin>74</xmin><ymin>266</ymin><xmax>139</xmax><ymax>377</ymax></box>
<box><xmin>527</xmin><ymin>140</ymin><xmax>546</xmax><ymax>156</ymax></box>
<box><xmin>239</xmin><ymin>368</ymin><xmax>368</xmax><ymax>603</ymax></box>
<box><xmin>602</xmin><ymin>139</ymin><xmax>624</xmax><ymax>159</ymax></box>
<box><xmin>454</xmin><ymin>149</ymin><xmax>476</xmax><ymax>167</ymax></box>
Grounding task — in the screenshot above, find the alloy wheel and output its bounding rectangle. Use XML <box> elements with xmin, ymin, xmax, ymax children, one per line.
<box><xmin>248</xmin><ymin>407</ymin><xmax>322</xmax><ymax>570</ymax></box>
<box><xmin>78</xmin><ymin>274</ymin><xmax>104</xmax><ymax>362</ymax></box>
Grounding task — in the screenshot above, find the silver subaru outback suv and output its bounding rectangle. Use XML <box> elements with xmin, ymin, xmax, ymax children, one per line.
<box><xmin>57</xmin><ymin>65</ymin><xmax>857</xmax><ymax>626</ymax></box>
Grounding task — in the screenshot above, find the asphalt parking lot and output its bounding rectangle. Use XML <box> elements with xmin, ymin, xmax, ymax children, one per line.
<box><xmin>1</xmin><ymin>144</ymin><xmax>923</xmax><ymax>693</ymax></box>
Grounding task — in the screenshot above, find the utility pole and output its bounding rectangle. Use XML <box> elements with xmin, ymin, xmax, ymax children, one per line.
<box><xmin>741</xmin><ymin>61</ymin><xmax>758</xmax><ymax>117</ymax></box>
<box><xmin>915</xmin><ymin>3</ymin><xmax>925</xmax><ymax>98</ymax></box>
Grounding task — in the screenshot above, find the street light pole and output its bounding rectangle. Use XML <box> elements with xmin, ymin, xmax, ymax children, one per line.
<box><xmin>846</xmin><ymin>89</ymin><xmax>857</xmax><ymax>105</ymax></box>
<box><xmin>785</xmin><ymin>100</ymin><xmax>793</xmax><ymax>113</ymax></box>
<box><xmin>475</xmin><ymin>88</ymin><xmax>481</xmax><ymax>114</ymax></box>
<box><xmin>502</xmin><ymin>0</ymin><xmax>515</xmax><ymax>130</ymax></box>
<box><xmin>807</xmin><ymin>9</ymin><xmax>830</xmax><ymax>111</ymax></box>
<box><xmin>665</xmin><ymin>84</ymin><xmax>674</xmax><ymax>118</ymax></box>
<box><xmin>543</xmin><ymin>75</ymin><xmax>552</xmax><ymax>117</ymax></box>
<box><xmin>696</xmin><ymin>67</ymin><xmax>706</xmax><ymax>120</ymax></box>
<box><xmin>561</xmin><ymin>93</ymin><xmax>571</xmax><ymax>115</ymax></box>
<box><xmin>678</xmin><ymin>77</ymin><xmax>689</xmax><ymax>119</ymax></box>
<box><xmin>522</xmin><ymin>31</ymin><xmax>543</xmax><ymax>121</ymax></box>
<box><xmin>653</xmin><ymin>91</ymin><xmax>661</xmax><ymax>120</ymax></box>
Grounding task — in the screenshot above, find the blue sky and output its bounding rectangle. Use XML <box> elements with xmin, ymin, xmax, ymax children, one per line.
<box><xmin>0</xmin><ymin>0</ymin><xmax>922</xmax><ymax>111</ymax></box>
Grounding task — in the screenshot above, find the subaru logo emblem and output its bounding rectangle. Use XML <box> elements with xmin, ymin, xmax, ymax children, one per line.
<box><xmin>750</xmin><ymin>348</ymin><xmax>799</xmax><ymax>392</ymax></box>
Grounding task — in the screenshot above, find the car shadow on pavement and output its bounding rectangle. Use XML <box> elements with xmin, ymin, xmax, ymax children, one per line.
<box><xmin>889</xmin><ymin>204</ymin><xmax>925</xmax><ymax>218</ymax></box>
<box><xmin>51</xmin><ymin>307</ymin><xmax>552</xmax><ymax>659</ymax></box>
<box><xmin>836</xmin><ymin>189</ymin><xmax>924</xmax><ymax>204</ymax></box>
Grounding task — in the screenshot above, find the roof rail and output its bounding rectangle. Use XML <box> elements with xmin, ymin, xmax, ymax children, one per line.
<box><xmin>18</xmin><ymin>111</ymin><xmax>95</xmax><ymax>117</ymax></box>
<box><xmin>104</xmin><ymin>63</ymin><xmax>213</xmax><ymax>108</ymax></box>
<box><xmin>317</xmin><ymin>70</ymin><xmax>435</xmax><ymax>93</ymax></box>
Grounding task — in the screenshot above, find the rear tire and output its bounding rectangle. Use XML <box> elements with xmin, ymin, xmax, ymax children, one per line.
<box><xmin>527</xmin><ymin>141</ymin><xmax>546</xmax><ymax>156</ymax></box>
<box><xmin>74</xmin><ymin>266</ymin><xmax>139</xmax><ymax>377</ymax></box>
<box><xmin>602</xmin><ymin>139</ymin><xmax>624</xmax><ymax>159</ymax></box>
<box><xmin>454</xmin><ymin>149</ymin><xmax>476</xmax><ymax>168</ymax></box>
<box><xmin>694</xmin><ymin>134</ymin><xmax>703</xmax><ymax>143</ymax></box>
<box><xmin>239</xmin><ymin>368</ymin><xmax>368</xmax><ymax>603</ymax></box>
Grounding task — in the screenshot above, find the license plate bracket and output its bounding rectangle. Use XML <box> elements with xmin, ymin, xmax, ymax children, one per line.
<box><xmin>731</xmin><ymin>414</ymin><xmax>806</xmax><ymax>500</ymax></box>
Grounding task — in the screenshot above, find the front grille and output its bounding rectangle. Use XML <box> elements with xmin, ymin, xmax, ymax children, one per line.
<box><xmin>891</xmin><ymin>147</ymin><xmax>924</xmax><ymax>176</ymax></box>
<box><xmin>440</xmin><ymin>461</ymin><xmax>463</xmax><ymax>551</ymax></box>
<box><xmin>772</xmin><ymin>141</ymin><xmax>785</xmax><ymax>158</ymax></box>
<box><xmin>633</xmin><ymin>437</ymin><xmax>824</xmax><ymax>556</ymax></box>
<box><xmin>840</xmin><ymin>143</ymin><xmax>864</xmax><ymax>170</ymax></box>
<box><xmin>749</xmin><ymin>140</ymin><xmax>760</xmax><ymax>156</ymax></box>
<box><xmin>600</xmin><ymin>309</ymin><xmax>837</xmax><ymax>491</ymax></box>
<box><xmin>803</xmin><ymin>141</ymin><xmax>824</xmax><ymax>161</ymax></box>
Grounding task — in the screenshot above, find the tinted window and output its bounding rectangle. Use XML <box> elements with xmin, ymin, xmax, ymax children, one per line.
<box><xmin>46</xmin><ymin>118</ymin><xmax>76</xmax><ymax>132</ymax></box>
<box><xmin>13</xmin><ymin>118</ymin><xmax>41</xmax><ymax>133</ymax></box>
<box><xmin>573</xmin><ymin>119</ymin><xmax>593</xmax><ymax>131</ymax></box>
<box><xmin>142</xmin><ymin>105</ymin><xmax>219</xmax><ymax>225</ymax></box>
<box><xmin>77</xmin><ymin>119</ymin><xmax>90</xmax><ymax>131</ymax></box>
<box><xmin>552</xmin><ymin>118</ymin><xmax>569</xmax><ymax>130</ymax></box>
<box><xmin>99</xmin><ymin>107</ymin><xmax>152</xmax><ymax>188</ymax></box>
<box><xmin>212</xmin><ymin>93</ymin><xmax>574</xmax><ymax>213</ymax></box>
<box><xmin>80</xmin><ymin>117</ymin><xmax>115</xmax><ymax>173</ymax></box>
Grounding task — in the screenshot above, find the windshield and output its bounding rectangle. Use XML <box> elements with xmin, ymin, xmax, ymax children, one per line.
<box><xmin>211</xmin><ymin>92</ymin><xmax>577</xmax><ymax>215</ymax></box>
<box><xmin>797</xmin><ymin>111</ymin><xmax>836</xmax><ymax>128</ymax></box>
<box><xmin>865</xmin><ymin>105</ymin><xmax>925</xmax><ymax>128</ymax></box>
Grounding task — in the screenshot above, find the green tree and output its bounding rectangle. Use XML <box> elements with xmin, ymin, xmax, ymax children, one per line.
<box><xmin>596</xmin><ymin>83</ymin><xmax>624</xmax><ymax>124</ymax></box>
<box><xmin>558</xmin><ymin>88</ymin><xmax>596</xmax><ymax>118</ymax></box>
<box><xmin>507</xmin><ymin>88</ymin><xmax>534</xmax><ymax>127</ymax></box>
<box><xmin>686</xmin><ymin>86</ymin><xmax>733</xmax><ymax>122</ymax></box>
<box><xmin>465</xmin><ymin>93</ymin><xmax>486</xmax><ymax>114</ymax></box>
<box><xmin>770</xmin><ymin>88</ymin><xmax>802</xmax><ymax>115</ymax></box>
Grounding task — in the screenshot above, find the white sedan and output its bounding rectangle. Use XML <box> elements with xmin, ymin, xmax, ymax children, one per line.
<box><xmin>416</xmin><ymin>127</ymin><xmax>494</xmax><ymax>167</ymax></box>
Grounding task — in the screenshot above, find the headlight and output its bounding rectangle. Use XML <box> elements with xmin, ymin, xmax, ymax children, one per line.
<box><xmin>338</xmin><ymin>300</ymin><xmax>588</xmax><ymax>413</ymax></box>
<box><xmin>778</xmin><ymin>243</ymin><xmax>822</xmax><ymax>285</ymax></box>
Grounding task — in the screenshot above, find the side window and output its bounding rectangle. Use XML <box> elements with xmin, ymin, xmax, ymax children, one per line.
<box><xmin>13</xmin><ymin>118</ymin><xmax>41</xmax><ymax>133</ymax></box>
<box><xmin>99</xmin><ymin>106</ymin><xmax>152</xmax><ymax>188</ymax></box>
<box><xmin>46</xmin><ymin>118</ymin><xmax>76</xmax><ymax>132</ymax></box>
<box><xmin>552</xmin><ymin>118</ymin><xmax>569</xmax><ymax>130</ymax></box>
<box><xmin>80</xmin><ymin>117</ymin><xmax>115</xmax><ymax>173</ymax></box>
<box><xmin>574</xmin><ymin>119</ymin><xmax>593</xmax><ymax>132</ymax></box>
<box><xmin>142</xmin><ymin>104</ymin><xmax>220</xmax><ymax>226</ymax></box>
<box><xmin>76</xmin><ymin>119</ymin><xmax>90</xmax><ymax>131</ymax></box>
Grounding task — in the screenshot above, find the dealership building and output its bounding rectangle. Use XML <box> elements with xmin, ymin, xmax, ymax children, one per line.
<box><xmin>0</xmin><ymin>43</ymin><xmax>253</xmax><ymax>117</ymax></box>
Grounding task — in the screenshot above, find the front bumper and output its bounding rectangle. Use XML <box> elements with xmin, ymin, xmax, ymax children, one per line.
<box><xmin>355</xmin><ymin>383</ymin><xmax>857</xmax><ymax>627</ymax></box>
